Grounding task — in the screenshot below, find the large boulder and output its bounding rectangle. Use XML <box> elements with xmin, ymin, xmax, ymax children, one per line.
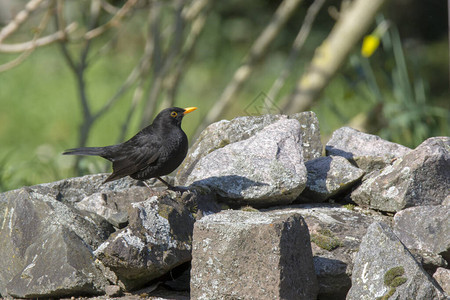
<box><xmin>265</xmin><ymin>204</ymin><xmax>387</xmax><ymax>299</ymax></box>
<box><xmin>347</xmin><ymin>222</ymin><xmax>447</xmax><ymax>299</ymax></box>
<box><xmin>191</xmin><ymin>210</ymin><xmax>318</xmax><ymax>300</ymax></box>
<box><xmin>351</xmin><ymin>137</ymin><xmax>450</xmax><ymax>212</ymax></box>
<box><xmin>176</xmin><ymin>112</ymin><xmax>322</xmax><ymax>185</ymax></box>
<box><xmin>93</xmin><ymin>189</ymin><xmax>219</xmax><ymax>291</ymax></box>
<box><xmin>326</xmin><ymin>127</ymin><xmax>411</xmax><ymax>172</ymax></box>
<box><xmin>184</xmin><ymin>119</ymin><xmax>307</xmax><ymax>207</ymax></box>
<box><xmin>0</xmin><ymin>175</ymin><xmax>220</xmax><ymax>297</ymax></box>
<box><xmin>0</xmin><ymin>187</ymin><xmax>112</xmax><ymax>298</ymax></box>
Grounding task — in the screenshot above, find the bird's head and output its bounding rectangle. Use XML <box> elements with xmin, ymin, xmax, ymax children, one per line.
<box><xmin>154</xmin><ymin>107</ymin><xmax>197</xmax><ymax>127</ymax></box>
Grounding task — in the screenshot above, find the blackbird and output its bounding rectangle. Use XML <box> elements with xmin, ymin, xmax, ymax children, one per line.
<box><xmin>63</xmin><ymin>107</ymin><xmax>197</xmax><ymax>190</ymax></box>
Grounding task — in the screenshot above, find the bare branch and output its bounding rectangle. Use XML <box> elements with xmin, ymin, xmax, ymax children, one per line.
<box><xmin>0</xmin><ymin>0</ymin><xmax>44</xmax><ymax>44</ymax></box>
<box><xmin>282</xmin><ymin>0</ymin><xmax>386</xmax><ymax>114</ymax></box>
<box><xmin>100</xmin><ymin>0</ymin><xmax>120</xmax><ymax>15</ymax></box>
<box><xmin>84</xmin><ymin>0</ymin><xmax>139</xmax><ymax>40</ymax></box>
<box><xmin>194</xmin><ymin>0</ymin><xmax>303</xmax><ymax>137</ymax></box>
<box><xmin>161</xmin><ymin>5</ymin><xmax>208</xmax><ymax>108</ymax></box>
<box><xmin>140</xmin><ymin>1</ymin><xmax>169</xmax><ymax>127</ymax></box>
<box><xmin>0</xmin><ymin>22</ymin><xmax>77</xmax><ymax>53</ymax></box>
<box><xmin>117</xmin><ymin>77</ymin><xmax>146</xmax><ymax>143</ymax></box>
<box><xmin>0</xmin><ymin>2</ymin><xmax>63</xmax><ymax>72</ymax></box>
<box><xmin>266</xmin><ymin>0</ymin><xmax>326</xmax><ymax>107</ymax></box>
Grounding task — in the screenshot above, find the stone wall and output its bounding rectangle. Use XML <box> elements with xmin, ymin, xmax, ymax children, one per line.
<box><xmin>0</xmin><ymin>112</ymin><xmax>448</xmax><ymax>299</ymax></box>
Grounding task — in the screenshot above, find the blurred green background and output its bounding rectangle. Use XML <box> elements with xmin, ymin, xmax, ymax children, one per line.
<box><xmin>0</xmin><ymin>0</ymin><xmax>448</xmax><ymax>191</ymax></box>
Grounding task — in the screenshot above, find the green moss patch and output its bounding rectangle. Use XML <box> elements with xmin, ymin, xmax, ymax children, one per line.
<box><xmin>376</xmin><ymin>266</ymin><xmax>407</xmax><ymax>300</ymax></box>
<box><xmin>311</xmin><ymin>228</ymin><xmax>343</xmax><ymax>251</ymax></box>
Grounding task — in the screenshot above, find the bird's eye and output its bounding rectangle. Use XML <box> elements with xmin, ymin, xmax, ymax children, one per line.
<box><xmin>170</xmin><ymin>111</ymin><xmax>178</xmax><ymax>117</ymax></box>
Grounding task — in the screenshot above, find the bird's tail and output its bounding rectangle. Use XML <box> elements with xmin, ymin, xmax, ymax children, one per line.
<box><xmin>62</xmin><ymin>146</ymin><xmax>108</xmax><ymax>156</ymax></box>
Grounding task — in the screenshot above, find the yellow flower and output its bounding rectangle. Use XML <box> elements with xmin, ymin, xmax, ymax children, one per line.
<box><xmin>361</xmin><ymin>34</ymin><xmax>380</xmax><ymax>58</ymax></box>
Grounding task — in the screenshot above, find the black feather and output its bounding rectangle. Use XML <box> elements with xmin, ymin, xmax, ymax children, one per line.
<box><xmin>62</xmin><ymin>106</ymin><xmax>196</xmax><ymax>188</ymax></box>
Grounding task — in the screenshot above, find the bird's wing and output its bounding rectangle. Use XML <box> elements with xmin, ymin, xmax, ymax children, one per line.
<box><xmin>104</xmin><ymin>133</ymin><xmax>161</xmax><ymax>182</ymax></box>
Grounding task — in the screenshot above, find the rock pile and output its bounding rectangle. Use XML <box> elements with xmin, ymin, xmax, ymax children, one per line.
<box><xmin>0</xmin><ymin>112</ymin><xmax>448</xmax><ymax>299</ymax></box>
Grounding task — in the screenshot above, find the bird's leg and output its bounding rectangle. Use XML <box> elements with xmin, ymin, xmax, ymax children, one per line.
<box><xmin>157</xmin><ymin>176</ymin><xmax>189</xmax><ymax>192</ymax></box>
<box><xmin>156</xmin><ymin>176</ymin><xmax>175</xmax><ymax>189</ymax></box>
<box><xmin>142</xmin><ymin>180</ymin><xmax>153</xmax><ymax>191</ymax></box>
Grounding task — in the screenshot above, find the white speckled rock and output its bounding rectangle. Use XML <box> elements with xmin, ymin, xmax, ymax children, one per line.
<box><xmin>394</xmin><ymin>205</ymin><xmax>450</xmax><ymax>262</ymax></box>
<box><xmin>176</xmin><ymin>112</ymin><xmax>322</xmax><ymax>185</ymax></box>
<box><xmin>184</xmin><ymin>119</ymin><xmax>307</xmax><ymax>207</ymax></box>
<box><xmin>191</xmin><ymin>210</ymin><xmax>318</xmax><ymax>300</ymax></box>
<box><xmin>351</xmin><ymin>137</ymin><xmax>450</xmax><ymax>212</ymax></box>
<box><xmin>93</xmin><ymin>193</ymin><xmax>195</xmax><ymax>290</ymax></box>
<box><xmin>347</xmin><ymin>222</ymin><xmax>447</xmax><ymax>300</ymax></box>
<box><xmin>326</xmin><ymin>127</ymin><xmax>411</xmax><ymax>172</ymax></box>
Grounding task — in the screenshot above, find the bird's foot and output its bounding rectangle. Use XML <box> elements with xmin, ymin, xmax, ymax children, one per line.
<box><xmin>157</xmin><ymin>177</ymin><xmax>190</xmax><ymax>193</ymax></box>
<box><xmin>167</xmin><ymin>185</ymin><xmax>190</xmax><ymax>193</ymax></box>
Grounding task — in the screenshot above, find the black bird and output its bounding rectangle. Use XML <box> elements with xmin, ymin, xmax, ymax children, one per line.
<box><xmin>63</xmin><ymin>107</ymin><xmax>197</xmax><ymax>190</ymax></box>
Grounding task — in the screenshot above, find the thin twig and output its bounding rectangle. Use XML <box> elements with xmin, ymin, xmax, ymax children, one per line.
<box><xmin>266</xmin><ymin>0</ymin><xmax>326</xmax><ymax>110</ymax></box>
<box><xmin>282</xmin><ymin>0</ymin><xmax>386</xmax><ymax>114</ymax></box>
<box><xmin>161</xmin><ymin>5</ymin><xmax>208</xmax><ymax>108</ymax></box>
<box><xmin>0</xmin><ymin>0</ymin><xmax>44</xmax><ymax>44</ymax></box>
<box><xmin>0</xmin><ymin>22</ymin><xmax>77</xmax><ymax>53</ymax></box>
<box><xmin>193</xmin><ymin>0</ymin><xmax>303</xmax><ymax>138</ymax></box>
<box><xmin>0</xmin><ymin>3</ymin><xmax>61</xmax><ymax>72</ymax></box>
<box><xmin>140</xmin><ymin>1</ymin><xmax>167</xmax><ymax>127</ymax></box>
<box><xmin>84</xmin><ymin>0</ymin><xmax>139</xmax><ymax>40</ymax></box>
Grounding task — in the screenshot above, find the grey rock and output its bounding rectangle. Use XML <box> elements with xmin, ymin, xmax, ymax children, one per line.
<box><xmin>347</xmin><ymin>222</ymin><xmax>446</xmax><ymax>300</ymax></box>
<box><xmin>299</xmin><ymin>156</ymin><xmax>365</xmax><ymax>202</ymax></box>
<box><xmin>94</xmin><ymin>190</ymin><xmax>198</xmax><ymax>290</ymax></box>
<box><xmin>37</xmin><ymin>173</ymin><xmax>144</xmax><ymax>204</ymax></box>
<box><xmin>326</xmin><ymin>127</ymin><xmax>411</xmax><ymax>172</ymax></box>
<box><xmin>176</xmin><ymin>112</ymin><xmax>322</xmax><ymax>185</ymax></box>
<box><xmin>107</xmin><ymin>212</ymin><xmax>129</xmax><ymax>228</ymax></box>
<box><xmin>351</xmin><ymin>137</ymin><xmax>450</xmax><ymax>212</ymax></box>
<box><xmin>289</xmin><ymin>111</ymin><xmax>323</xmax><ymax>161</ymax></box>
<box><xmin>265</xmin><ymin>204</ymin><xmax>387</xmax><ymax>299</ymax></box>
<box><xmin>0</xmin><ymin>188</ymin><xmax>111</xmax><ymax>297</ymax></box>
<box><xmin>191</xmin><ymin>210</ymin><xmax>318</xmax><ymax>300</ymax></box>
<box><xmin>444</xmin><ymin>194</ymin><xmax>450</xmax><ymax>206</ymax></box>
<box><xmin>6</xmin><ymin>226</ymin><xmax>107</xmax><ymax>298</ymax></box>
<box><xmin>394</xmin><ymin>205</ymin><xmax>450</xmax><ymax>262</ymax></box>
<box><xmin>105</xmin><ymin>285</ymin><xmax>123</xmax><ymax>297</ymax></box>
<box><xmin>75</xmin><ymin>186</ymin><xmax>152</xmax><ymax>227</ymax></box>
<box><xmin>433</xmin><ymin>268</ymin><xmax>450</xmax><ymax>296</ymax></box>
<box><xmin>185</xmin><ymin>119</ymin><xmax>307</xmax><ymax>207</ymax></box>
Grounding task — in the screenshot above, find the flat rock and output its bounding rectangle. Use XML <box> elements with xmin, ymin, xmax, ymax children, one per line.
<box><xmin>265</xmin><ymin>204</ymin><xmax>387</xmax><ymax>299</ymax></box>
<box><xmin>37</xmin><ymin>173</ymin><xmax>145</xmax><ymax>204</ymax></box>
<box><xmin>299</xmin><ymin>156</ymin><xmax>365</xmax><ymax>202</ymax></box>
<box><xmin>190</xmin><ymin>210</ymin><xmax>318</xmax><ymax>300</ymax></box>
<box><xmin>347</xmin><ymin>222</ymin><xmax>446</xmax><ymax>300</ymax></box>
<box><xmin>0</xmin><ymin>188</ymin><xmax>112</xmax><ymax>298</ymax></box>
<box><xmin>184</xmin><ymin>119</ymin><xmax>307</xmax><ymax>207</ymax></box>
<box><xmin>351</xmin><ymin>137</ymin><xmax>450</xmax><ymax>212</ymax></box>
<box><xmin>326</xmin><ymin>127</ymin><xmax>411</xmax><ymax>172</ymax></box>
<box><xmin>176</xmin><ymin>112</ymin><xmax>322</xmax><ymax>185</ymax></box>
<box><xmin>394</xmin><ymin>205</ymin><xmax>450</xmax><ymax>262</ymax></box>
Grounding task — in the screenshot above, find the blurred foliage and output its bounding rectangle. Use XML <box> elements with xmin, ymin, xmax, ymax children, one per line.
<box><xmin>0</xmin><ymin>0</ymin><xmax>448</xmax><ymax>192</ymax></box>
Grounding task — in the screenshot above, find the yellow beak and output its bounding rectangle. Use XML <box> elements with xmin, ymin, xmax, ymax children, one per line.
<box><xmin>183</xmin><ymin>107</ymin><xmax>197</xmax><ymax>115</ymax></box>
